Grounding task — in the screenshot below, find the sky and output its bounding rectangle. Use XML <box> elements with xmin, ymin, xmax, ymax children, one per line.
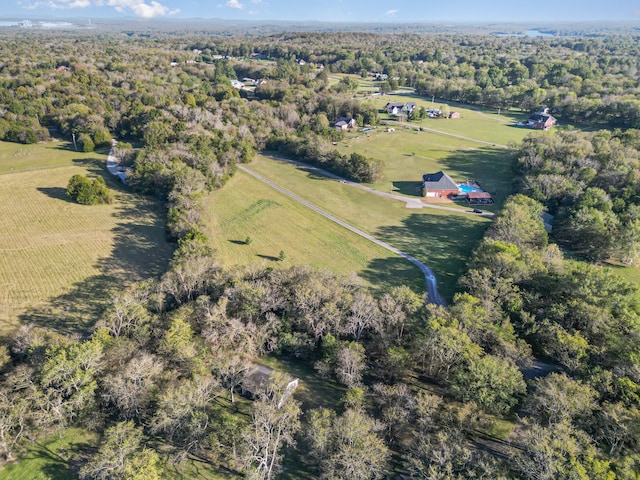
<box><xmin>2</xmin><ymin>0</ymin><xmax>640</xmax><ymax>22</ymax></box>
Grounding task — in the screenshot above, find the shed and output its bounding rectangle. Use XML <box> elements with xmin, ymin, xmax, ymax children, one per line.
<box><xmin>241</xmin><ymin>364</ymin><xmax>299</xmax><ymax>408</ymax></box>
<box><xmin>467</xmin><ymin>192</ymin><xmax>494</xmax><ymax>204</ymax></box>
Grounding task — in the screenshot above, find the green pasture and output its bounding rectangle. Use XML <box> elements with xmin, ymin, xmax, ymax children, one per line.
<box><xmin>337</xmin><ymin>126</ymin><xmax>514</xmax><ymax>208</ymax></box>
<box><xmin>246</xmin><ymin>156</ymin><xmax>492</xmax><ymax>300</ymax></box>
<box><xmin>202</xmin><ymin>170</ymin><xmax>426</xmax><ymax>294</ymax></box>
<box><xmin>0</xmin><ymin>161</ymin><xmax>172</xmax><ymax>334</ymax></box>
<box><xmin>0</xmin><ymin>140</ymin><xmax>100</xmax><ymax>173</ymax></box>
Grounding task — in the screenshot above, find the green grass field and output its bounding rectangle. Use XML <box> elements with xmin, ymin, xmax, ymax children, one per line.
<box><xmin>0</xmin><ymin>141</ymin><xmax>173</xmax><ymax>334</ymax></box>
<box><xmin>244</xmin><ymin>156</ymin><xmax>492</xmax><ymax>300</ymax></box>
<box><xmin>202</xmin><ymin>170</ymin><xmax>426</xmax><ymax>294</ymax></box>
<box><xmin>0</xmin><ymin>428</ymin><xmax>99</xmax><ymax>480</ymax></box>
<box><xmin>337</xmin><ymin>126</ymin><xmax>515</xmax><ymax>208</ymax></box>
<box><xmin>0</xmin><ymin>140</ymin><xmax>100</xmax><ymax>173</ymax></box>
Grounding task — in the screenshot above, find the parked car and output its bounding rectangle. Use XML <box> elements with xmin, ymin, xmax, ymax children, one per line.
<box><xmin>472</xmin><ymin>209</ymin><xmax>483</xmax><ymax>214</ymax></box>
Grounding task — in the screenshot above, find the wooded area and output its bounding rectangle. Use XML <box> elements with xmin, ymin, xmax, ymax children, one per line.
<box><xmin>0</xmin><ymin>25</ymin><xmax>639</xmax><ymax>479</ymax></box>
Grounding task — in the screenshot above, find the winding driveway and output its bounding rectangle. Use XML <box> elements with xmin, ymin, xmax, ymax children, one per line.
<box><xmin>106</xmin><ymin>141</ymin><xmax>129</xmax><ymax>184</ymax></box>
<box><xmin>238</xmin><ymin>165</ymin><xmax>446</xmax><ymax>306</ymax></box>
<box><xmin>261</xmin><ymin>153</ymin><xmax>494</xmax><ymax>217</ymax></box>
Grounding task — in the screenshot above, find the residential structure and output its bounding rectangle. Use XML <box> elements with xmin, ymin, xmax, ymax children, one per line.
<box><xmin>241</xmin><ymin>364</ymin><xmax>299</xmax><ymax>408</ymax></box>
<box><xmin>334</xmin><ymin>117</ymin><xmax>357</xmax><ymax>130</ymax></box>
<box><xmin>404</xmin><ymin>102</ymin><xmax>417</xmax><ymax>114</ymax></box>
<box><xmin>525</xmin><ymin>106</ymin><xmax>557</xmax><ymax>130</ymax></box>
<box><xmin>421</xmin><ymin>171</ymin><xmax>460</xmax><ymax>197</ymax></box>
<box><xmin>385</xmin><ymin>102</ymin><xmax>405</xmax><ymax>114</ymax></box>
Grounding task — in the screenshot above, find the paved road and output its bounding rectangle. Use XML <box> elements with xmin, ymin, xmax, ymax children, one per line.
<box><xmin>261</xmin><ymin>153</ymin><xmax>494</xmax><ymax>217</ymax></box>
<box><xmin>238</xmin><ymin>165</ymin><xmax>446</xmax><ymax>305</ymax></box>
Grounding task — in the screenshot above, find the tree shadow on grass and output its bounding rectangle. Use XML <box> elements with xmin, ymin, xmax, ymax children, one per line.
<box><xmin>12</xmin><ymin>437</ymin><xmax>95</xmax><ymax>480</ymax></box>
<box><xmin>440</xmin><ymin>145</ymin><xmax>515</xmax><ymax>208</ymax></box>
<box><xmin>18</xmin><ymin>192</ymin><xmax>173</xmax><ymax>337</ymax></box>
<box><xmin>362</xmin><ymin>211</ymin><xmax>491</xmax><ymax>302</ymax></box>
<box><xmin>37</xmin><ymin>186</ymin><xmax>71</xmax><ymax>202</ymax></box>
<box><xmin>256</xmin><ymin>254</ymin><xmax>280</xmax><ymax>262</ymax></box>
<box><xmin>391</xmin><ymin>180</ymin><xmax>422</xmax><ymax>196</ymax></box>
<box><xmin>52</xmin><ymin>142</ymin><xmax>77</xmax><ymax>152</ymax></box>
<box><xmin>359</xmin><ymin>256</ymin><xmax>425</xmax><ymax>296</ymax></box>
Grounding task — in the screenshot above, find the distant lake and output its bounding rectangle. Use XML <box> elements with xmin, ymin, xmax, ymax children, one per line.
<box><xmin>495</xmin><ymin>29</ymin><xmax>556</xmax><ymax>37</ymax></box>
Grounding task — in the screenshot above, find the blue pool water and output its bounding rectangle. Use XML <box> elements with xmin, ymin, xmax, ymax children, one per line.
<box><xmin>458</xmin><ymin>184</ymin><xmax>483</xmax><ymax>193</ymax></box>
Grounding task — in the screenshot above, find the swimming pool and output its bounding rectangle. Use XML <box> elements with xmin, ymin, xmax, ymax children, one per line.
<box><xmin>458</xmin><ymin>183</ymin><xmax>484</xmax><ymax>193</ymax></box>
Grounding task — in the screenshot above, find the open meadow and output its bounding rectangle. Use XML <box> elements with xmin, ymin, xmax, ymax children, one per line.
<box><xmin>0</xmin><ymin>141</ymin><xmax>173</xmax><ymax>334</ymax></box>
<box><xmin>244</xmin><ymin>155</ymin><xmax>492</xmax><ymax>300</ymax></box>
<box><xmin>329</xmin><ymin>79</ymin><xmax>535</xmax><ymax>209</ymax></box>
<box><xmin>0</xmin><ymin>139</ymin><xmax>99</xmax><ymax>173</ymax></box>
<box><xmin>202</xmin><ymin>169</ymin><xmax>426</xmax><ymax>293</ymax></box>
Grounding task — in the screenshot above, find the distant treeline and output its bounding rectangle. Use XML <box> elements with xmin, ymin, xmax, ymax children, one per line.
<box><xmin>193</xmin><ymin>31</ymin><xmax>640</xmax><ymax>128</ymax></box>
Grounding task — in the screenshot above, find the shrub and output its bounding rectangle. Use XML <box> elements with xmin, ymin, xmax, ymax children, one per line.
<box><xmin>66</xmin><ymin>174</ymin><xmax>114</xmax><ymax>205</ymax></box>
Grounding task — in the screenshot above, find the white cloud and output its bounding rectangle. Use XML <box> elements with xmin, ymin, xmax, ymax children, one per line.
<box><xmin>105</xmin><ymin>0</ymin><xmax>178</xmax><ymax>17</ymax></box>
<box><xmin>21</xmin><ymin>0</ymin><xmax>179</xmax><ymax>18</ymax></box>
<box><xmin>226</xmin><ymin>0</ymin><xmax>243</xmax><ymax>8</ymax></box>
<box><xmin>385</xmin><ymin>9</ymin><xmax>397</xmax><ymax>17</ymax></box>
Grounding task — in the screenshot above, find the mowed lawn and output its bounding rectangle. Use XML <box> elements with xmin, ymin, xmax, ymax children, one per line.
<box><xmin>202</xmin><ymin>170</ymin><xmax>426</xmax><ymax>294</ymax></box>
<box><xmin>245</xmin><ymin>156</ymin><xmax>492</xmax><ymax>300</ymax></box>
<box><xmin>0</xmin><ymin>139</ymin><xmax>97</xmax><ymax>172</ymax></box>
<box><xmin>337</xmin><ymin>127</ymin><xmax>513</xmax><ymax>208</ymax></box>
<box><xmin>331</xmin><ymin>97</ymin><xmax>532</xmax><ymax>209</ymax></box>
<box><xmin>0</xmin><ymin>144</ymin><xmax>173</xmax><ymax>334</ymax></box>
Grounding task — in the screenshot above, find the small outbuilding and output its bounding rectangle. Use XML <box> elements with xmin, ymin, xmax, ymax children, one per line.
<box><xmin>466</xmin><ymin>191</ymin><xmax>494</xmax><ymax>205</ymax></box>
<box><xmin>241</xmin><ymin>364</ymin><xmax>299</xmax><ymax>408</ymax></box>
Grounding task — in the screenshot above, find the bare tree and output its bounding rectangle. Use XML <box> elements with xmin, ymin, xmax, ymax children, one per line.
<box><xmin>241</xmin><ymin>374</ymin><xmax>301</xmax><ymax>480</ymax></box>
<box><xmin>335</xmin><ymin>342</ymin><xmax>366</xmax><ymax>387</ymax></box>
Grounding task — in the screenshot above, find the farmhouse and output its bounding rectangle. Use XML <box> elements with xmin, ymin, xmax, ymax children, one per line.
<box><xmin>385</xmin><ymin>102</ymin><xmax>405</xmax><ymax>114</ymax></box>
<box><xmin>241</xmin><ymin>364</ymin><xmax>299</xmax><ymax>408</ymax></box>
<box><xmin>421</xmin><ymin>171</ymin><xmax>459</xmax><ymax>197</ymax></box>
<box><xmin>525</xmin><ymin>107</ymin><xmax>557</xmax><ymax>130</ymax></box>
<box><xmin>334</xmin><ymin>117</ymin><xmax>357</xmax><ymax>130</ymax></box>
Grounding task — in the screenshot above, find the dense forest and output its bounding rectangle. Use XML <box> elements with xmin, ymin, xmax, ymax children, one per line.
<box><xmin>1</xmin><ymin>26</ymin><xmax>640</xmax><ymax>479</ymax></box>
